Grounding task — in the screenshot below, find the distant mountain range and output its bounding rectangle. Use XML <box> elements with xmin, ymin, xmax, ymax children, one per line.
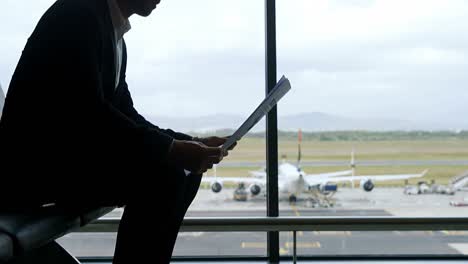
<box><xmin>147</xmin><ymin>112</ymin><xmax>468</xmax><ymax>133</ymax></box>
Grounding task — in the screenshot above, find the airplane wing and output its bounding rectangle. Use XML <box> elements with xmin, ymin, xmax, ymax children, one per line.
<box><xmin>326</xmin><ymin>170</ymin><xmax>428</xmax><ymax>183</ymax></box>
<box><xmin>304</xmin><ymin>170</ymin><xmax>352</xmax><ymax>179</ymax></box>
<box><xmin>201</xmin><ymin>176</ymin><xmax>265</xmax><ymax>185</ymax></box>
<box><xmin>303</xmin><ymin>170</ymin><xmax>353</xmax><ymax>186</ymax></box>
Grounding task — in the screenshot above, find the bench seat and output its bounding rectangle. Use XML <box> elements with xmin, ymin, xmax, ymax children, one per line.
<box><xmin>0</xmin><ymin>233</ymin><xmax>13</xmax><ymax>263</ymax></box>
<box><xmin>0</xmin><ymin>206</ymin><xmax>115</xmax><ymax>263</ymax></box>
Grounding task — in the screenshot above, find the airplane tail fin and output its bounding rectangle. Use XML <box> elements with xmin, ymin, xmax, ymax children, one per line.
<box><xmin>420</xmin><ymin>169</ymin><xmax>429</xmax><ymax>177</ymax></box>
<box><xmin>350</xmin><ymin>148</ymin><xmax>356</xmax><ymax>188</ymax></box>
<box><xmin>297</xmin><ymin>129</ymin><xmax>302</xmax><ymax>169</ymax></box>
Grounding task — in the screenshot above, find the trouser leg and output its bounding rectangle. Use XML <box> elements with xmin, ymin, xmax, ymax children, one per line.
<box><xmin>112</xmin><ymin>201</ymin><xmax>175</xmax><ymax>264</ymax></box>
<box><xmin>112</xmin><ymin>174</ymin><xmax>202</xmax><ymax>264</ymax></box>
<box><xmin>164</xmin><ymin>174</ymin><xmax>202</xmax><ymax>260</ymax></box>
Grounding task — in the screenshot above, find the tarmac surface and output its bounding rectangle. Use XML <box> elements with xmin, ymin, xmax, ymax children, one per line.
<box><xmin>57</xmin><ymin>188</ymin><xmax>468</xmax><ymax>257</ymax></box>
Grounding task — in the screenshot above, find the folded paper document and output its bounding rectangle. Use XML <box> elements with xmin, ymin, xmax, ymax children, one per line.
<box><xmin>222</xmin><ymin>75</ymin><xmax>291</xmax><ymax>152</ymax></box>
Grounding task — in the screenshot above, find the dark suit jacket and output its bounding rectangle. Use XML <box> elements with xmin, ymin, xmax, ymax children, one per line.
<box><xmin>0</xmin><ymin>0</ymin><xmax>198</xmax><ymax>204</ymax></box>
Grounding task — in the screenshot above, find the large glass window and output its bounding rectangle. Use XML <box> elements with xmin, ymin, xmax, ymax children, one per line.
<box><xmin>276</xmin><ymin>0</ymin><xmax>468</xmax><ymax>255</ymax></box>
<box><xmin>4</xmin><ymin>0</ymin><xmax>468</xmax><ymax>261</ymax></box>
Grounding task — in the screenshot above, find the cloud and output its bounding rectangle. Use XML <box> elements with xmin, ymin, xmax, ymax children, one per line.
<box><xmin>1</xmin><ymin>0</ymin><xmax>468</xmax><ymax>127</ymax></box>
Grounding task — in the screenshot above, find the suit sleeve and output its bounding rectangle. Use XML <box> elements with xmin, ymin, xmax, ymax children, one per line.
<box><xmin>116</xmin><ymin>42</ymin><xmax>193</xmax><ymax>141</ymax></box>
<box><xmin>42</xmin><ymin>4</ymin><xmax>175</xmax><ymax>165</ymax></box>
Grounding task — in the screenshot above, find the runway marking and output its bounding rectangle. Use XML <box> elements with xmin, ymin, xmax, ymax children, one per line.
<box><xmin>312</xmin><ymin>231</ymin><xmax>352</xmax><ymax>236</ymax></box>
<box><xmin>291</xmin><ymin>205</ymin><xmax>301</xmax><ymax>217</ymax></box>
<box><xmin>290</xmin><ymin>204</ymin><xmax>304</xmax><ymax>236</ymax></box>
<box><xmin>284</xmin><ymin>242</ymin><xmax>321</xmax><ymax>249</ymax></box>
<box><xmin>442</xmin><ymin>231</ymin><xmax>468</xmax><ymax>236</ymax></box>
<box><xmin>279</xmin><ymin>247</ymin><xmax>289</xmax><ymax>255</ymax></box>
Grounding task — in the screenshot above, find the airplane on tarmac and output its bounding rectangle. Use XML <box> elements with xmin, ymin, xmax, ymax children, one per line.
<box><xmin>202</xmin><ymin>130</ymin><xmax>428</xmax><ymax>205</ymax></box>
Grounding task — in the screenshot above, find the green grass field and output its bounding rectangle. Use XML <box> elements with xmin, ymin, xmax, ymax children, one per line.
<box><xmin>202</xmin><ymin>138</ymin><xmax>468</xmax><ymax>188</ymax></box>
<box><xmin>224</xmin><ymin>138</ymin><xmax>468</xmax><ymax>162</ymax></box>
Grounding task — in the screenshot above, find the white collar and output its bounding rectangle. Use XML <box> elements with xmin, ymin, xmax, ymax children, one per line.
<box><xmin>107</xmin><ymin>0</ymin><xmax>131</xmax><ymax>40</ymax></box>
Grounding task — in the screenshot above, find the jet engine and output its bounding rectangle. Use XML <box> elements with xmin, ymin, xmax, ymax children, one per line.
<box><xmin>249</xmin><ymin>184</ymin><xmax>262</xmax><ymax>196</ymax></box>
<box><xmin>360</xmin><ymin>179</ymin><xmax>374</xmax><ymax>192</ymax></box>
<box><xmin>211</xmin><ymin>182</ymin><xmax>223</xmax><ymax>193</ymax></box>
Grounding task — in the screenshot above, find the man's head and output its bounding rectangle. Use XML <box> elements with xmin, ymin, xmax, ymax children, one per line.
<box><xmin>132</xmin><ymin>0</ymin><xmax>161</xmax><ymax>17</ymax></box>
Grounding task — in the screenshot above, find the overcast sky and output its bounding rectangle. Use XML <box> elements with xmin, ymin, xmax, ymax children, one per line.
<box><xmin>1</xmin><ymin>0</ymin><xmax>468</xmax><ymax>126</ymax></box>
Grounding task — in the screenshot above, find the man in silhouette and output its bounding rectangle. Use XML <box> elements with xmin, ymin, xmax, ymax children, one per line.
<box><xmin>0</xmin><ymin>0</ymin><xmax>235</xmax><ymax>263</ymax></box>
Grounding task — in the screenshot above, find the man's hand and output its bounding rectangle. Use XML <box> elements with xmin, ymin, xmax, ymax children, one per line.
<box><xmin>194</xmin><ymin>136</ymin><xmax>237</xmax><ymax>156</ymax></box>
<box><xmin>168</xmin><ymin>140</ymin><xmax>224</xmax><ymax>174</ymax></box>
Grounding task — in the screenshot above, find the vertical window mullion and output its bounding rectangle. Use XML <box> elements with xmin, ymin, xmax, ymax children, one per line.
<box><xmin>265</xmin><ymin>0</ymin><xmax>279</xmax><ymax>262</ymax></box>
